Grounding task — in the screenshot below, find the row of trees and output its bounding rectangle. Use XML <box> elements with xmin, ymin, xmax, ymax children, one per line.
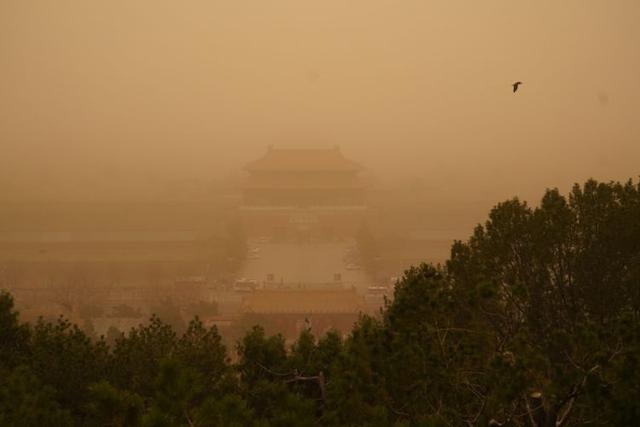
<box><xmin>1</xmin><ymin>178</ymin><xmax>639</xmax><ymax>426</ymax></box>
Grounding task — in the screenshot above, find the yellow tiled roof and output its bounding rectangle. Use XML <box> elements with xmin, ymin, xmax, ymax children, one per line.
<box><xmin>246</xmin><ymin>148</ymin><xmax>362</xmax><ymax>173</ymax></box>
<box><xmin>242</xmin><ymin>289</ymin><xmax>366</xmax><ymax>314</ymax></box>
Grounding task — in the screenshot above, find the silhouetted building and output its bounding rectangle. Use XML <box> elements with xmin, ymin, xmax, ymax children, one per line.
<box><xmin>240</xmin><ymin>147</ymin><xmax>368</xmax><ymax>239</ymax></box>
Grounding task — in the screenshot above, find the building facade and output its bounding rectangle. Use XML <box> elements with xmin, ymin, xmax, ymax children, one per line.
<box><xmin>241</xmin><ymin>288</ymin><xmax>366</xmax><ymax>339</ymax></box>
<box><xmin>240</xmin><ymin>147</ymin><xmax>369</xmax><ymax>240</ymax></box>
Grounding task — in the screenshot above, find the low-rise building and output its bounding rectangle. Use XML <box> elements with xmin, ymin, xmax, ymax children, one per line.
<box><xmin>241</xmin><ymin>288</ymin><xmax>366</xmax><ymax>338</ymax></box>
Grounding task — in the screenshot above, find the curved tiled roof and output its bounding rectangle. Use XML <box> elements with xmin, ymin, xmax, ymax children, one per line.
<box><xmin>242</xmin><ymin>289</ymin><xmax>366</xmax><ymax>314</ymax></box>
<box><xmin>245</xmin><ymin>147</ymin><xmax>362</xmax><ymax>172</ymax></box>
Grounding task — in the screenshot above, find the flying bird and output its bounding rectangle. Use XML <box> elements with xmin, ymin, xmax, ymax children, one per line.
<box><xmin>512</xmin><ymin>81</ymin><xmax>523</xmax><ymax>93</ymax></box>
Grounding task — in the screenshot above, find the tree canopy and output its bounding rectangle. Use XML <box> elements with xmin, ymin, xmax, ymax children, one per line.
<box><xmin>1</xmin><ymin>178</ymin><xmax>639</xmax><ymax>426</ymax></box>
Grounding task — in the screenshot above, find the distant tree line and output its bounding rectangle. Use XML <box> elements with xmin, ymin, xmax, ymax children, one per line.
<box><xmin>1</xmin><ymin>178</ymin><xmax>639</xmax><ymax>426</ymax></box>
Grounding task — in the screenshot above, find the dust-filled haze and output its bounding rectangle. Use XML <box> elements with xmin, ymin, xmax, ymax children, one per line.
<box><xmin>1</xmin><ymin>0</ymin><xmax>639</xmax><ymax>202</ymax></box>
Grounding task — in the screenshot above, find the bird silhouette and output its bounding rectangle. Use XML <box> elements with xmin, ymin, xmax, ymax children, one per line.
<box><xmin>512</xmin><ymin>81</ymin><xmax>523</xmax><ymax>93</ymax></box>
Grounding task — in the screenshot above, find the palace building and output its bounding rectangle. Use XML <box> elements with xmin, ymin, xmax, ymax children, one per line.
<box><xmin>240</xmin><ymin>147</ymin><xmax>369</xmax><ymax>240</ymax></box>
<box><xmin>241</xmin><ymin>288</ymin><xmax>366</xmax><ymax>338</ymax></box>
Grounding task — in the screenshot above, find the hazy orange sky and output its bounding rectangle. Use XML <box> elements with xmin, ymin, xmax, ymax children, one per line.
<box><xmin>1</xmin><ymin>1</ymin><xmax>639</xmax><ymax>202</ymax></box>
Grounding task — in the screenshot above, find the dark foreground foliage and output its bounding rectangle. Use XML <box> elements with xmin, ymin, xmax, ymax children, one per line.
<box><xmin>1</xmin><ymin>178</ymin><xmax>639</xmax><ymax>426</ymax></box>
